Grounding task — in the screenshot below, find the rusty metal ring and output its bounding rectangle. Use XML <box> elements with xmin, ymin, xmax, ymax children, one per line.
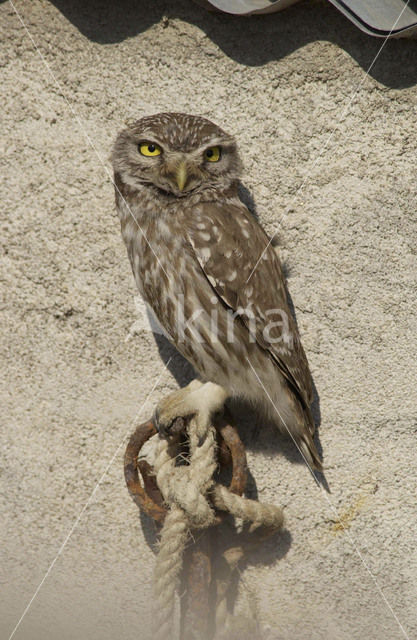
<box><xmin>124</xmin><ymin>416</ymin><xmax>247</xmax><ymax>525</ymax></box>
<box><xmin>124</xmin><ymin>419</ymin><xmax>165</xmax><ymax>523</ymax></box>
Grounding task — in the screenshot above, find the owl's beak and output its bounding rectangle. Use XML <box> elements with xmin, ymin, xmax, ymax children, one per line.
<box><xmin>176</xmin><ymin>161</ymin><xmax>188</xmax><ymax>192</ymax></box>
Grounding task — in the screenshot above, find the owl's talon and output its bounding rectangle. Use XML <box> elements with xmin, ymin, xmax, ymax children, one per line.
<box><xmin>154</xmin><ymin>410</ymin><xmax>194</xmax><ymax>438</ymax></box>
<box><xmin>154</xmin><ymin>380</ymin><xmax>228</xmax><ymax>439</ymax></box>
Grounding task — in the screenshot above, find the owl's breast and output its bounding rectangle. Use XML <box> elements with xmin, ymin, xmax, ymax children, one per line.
<box><xmin>121</xmin><ymin>209</ymin><xmax>195</xmax><ymax>330</ymax></box>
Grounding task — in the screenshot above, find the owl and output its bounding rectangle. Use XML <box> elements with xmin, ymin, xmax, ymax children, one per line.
<box><xmin>112</xmin><ymin>113</ymin><xmax>322</xmax><ymax>471</ymax></box>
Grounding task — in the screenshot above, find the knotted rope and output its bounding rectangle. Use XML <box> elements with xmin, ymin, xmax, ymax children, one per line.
<box><xmin>151</xmin><ymin>415</ymin><xmax>284</xmax><ymax>639</ymax></box>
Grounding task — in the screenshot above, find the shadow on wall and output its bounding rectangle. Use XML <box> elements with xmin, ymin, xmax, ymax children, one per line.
<box><xmin>49</xmin><ymin>0</ymin><xmax>417</xmax><ymax>88</ymax></box>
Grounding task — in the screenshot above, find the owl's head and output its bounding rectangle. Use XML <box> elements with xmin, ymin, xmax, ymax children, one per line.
<box><xmin>111</xmin><ymin>113</ymin><xmax>242</xmax><ymax>197</ymax></box>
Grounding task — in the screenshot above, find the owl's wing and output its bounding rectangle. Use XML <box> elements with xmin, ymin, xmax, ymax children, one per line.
<box><xmin>185</xmin><ymin>200</ymin><xmax>313</xmax><ymax>407</ymax></box>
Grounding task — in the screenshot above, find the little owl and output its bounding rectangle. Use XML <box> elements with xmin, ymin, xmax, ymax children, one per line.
<box><xmin>112</xmin><ymin>112</ymin><xmax>321</xmax><ymax>471</ymax></box>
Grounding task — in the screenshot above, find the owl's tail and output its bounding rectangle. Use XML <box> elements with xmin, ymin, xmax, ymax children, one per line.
<box><xmin>294</xmin><ymin>404</ymin><xmax>323</xmax><ymax>473</ymax></box>
<box><xmin>257</xmin><ymin>383</ymin><xmax>323</xmax><ymax>472</ymax></box>
<box><xmin>281</xmin><ymin>392</ymin><xmax>323</xmax><ymax>473</ymax></box>
<box><xmin>297</xmin><ymin>430</ymin><xmax>322</xmax><ymax>473</ymax></box>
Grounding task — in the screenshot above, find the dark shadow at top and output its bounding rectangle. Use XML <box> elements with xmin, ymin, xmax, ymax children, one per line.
<box><xmin>51</xmin><ymin>0</ymin><xmax>417</xmax><ymax>88</ymax></box>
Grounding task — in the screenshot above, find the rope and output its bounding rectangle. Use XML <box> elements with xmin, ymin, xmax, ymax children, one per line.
<box><xmin>151</xmin><ymin>415</ymin><xmax>283</xmax><ymax>639</ymax></box>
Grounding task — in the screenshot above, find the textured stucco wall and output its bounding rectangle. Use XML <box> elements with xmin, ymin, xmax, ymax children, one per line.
<box><xmin>1</xmin><ymin>1</ymin><xmax>416</xmax><ymax>639</ymax></box>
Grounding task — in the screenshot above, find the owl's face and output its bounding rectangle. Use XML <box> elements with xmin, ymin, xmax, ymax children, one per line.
<box><xmin>112</xmin><ymin>113</ymin><xmax>242</xmax><ymax>198</ymax></box>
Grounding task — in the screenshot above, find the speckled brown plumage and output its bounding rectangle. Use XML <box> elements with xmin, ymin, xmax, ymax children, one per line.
<box><xmin>112</xmin><ymin>113</ymin><xmax>321</xmax><ymax>470</ymax></box>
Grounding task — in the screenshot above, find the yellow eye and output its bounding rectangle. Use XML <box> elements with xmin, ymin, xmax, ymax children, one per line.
<box><xmin>205</xmin><ymin>146</ymin><xmax>221</xmax><ymax>162</ymax></box>
<box><xmin>139</xmin><ymin>142</ymin><xmax>162</xmax><ymax>157</ymax></box>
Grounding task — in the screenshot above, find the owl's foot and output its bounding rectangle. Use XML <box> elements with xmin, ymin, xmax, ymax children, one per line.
<box><xmin>154</xmin><ymin>380</ymin><xmax>228</xmax><ymax>438</ymax></box>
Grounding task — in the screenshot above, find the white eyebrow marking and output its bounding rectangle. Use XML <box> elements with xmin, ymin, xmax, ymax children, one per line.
<box><xmin>135</xmin><ymin>130</ymin><xmax>165</xmax><ymax>146</ymax></box>
<box><xmin>187</xmin><ymin>136</ymin><xmax>235</xmax><ymax>158</ymax></box>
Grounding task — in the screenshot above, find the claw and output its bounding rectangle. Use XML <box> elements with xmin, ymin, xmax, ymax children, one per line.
<box><xmin>154</xmin><ymin>410</ymin><xmax>192</xmax><ymax>438</ymax></box>
<box><xmin>154</xmin><ymin>380</ymin><xmax>228</xmax><ymax>440</ymax></box>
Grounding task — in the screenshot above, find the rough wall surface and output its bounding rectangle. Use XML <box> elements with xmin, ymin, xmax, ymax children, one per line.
<box><xmin>1</xmin><ymin>1</ymin><xmax>416</xmax><ymax>639</ymax></box>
